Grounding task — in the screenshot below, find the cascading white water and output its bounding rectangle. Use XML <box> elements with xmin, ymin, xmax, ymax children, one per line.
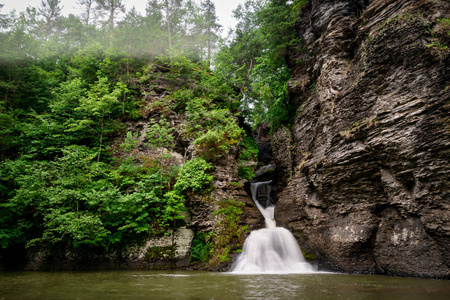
<box><xmin>230</xmin><ymin>182</ymin><xmax>317</xmax><ymax>274</ymax></box>
<box><xmin>250</xmin><ymin>182</ymin><xmax>277</xmax><ymax>228</ymax></box>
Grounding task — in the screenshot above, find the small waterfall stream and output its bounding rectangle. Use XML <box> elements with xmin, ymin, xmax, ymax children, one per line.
<box><xmin>231</xmin><ymin>182</ymin><xmax>317</xmax><ymax>274</ymax></box>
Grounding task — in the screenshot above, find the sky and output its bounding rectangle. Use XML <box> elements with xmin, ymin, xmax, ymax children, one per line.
<box><xmin>0</xmin><ymin>0</ymin><xmax>246</xmax><ymax>35</ymax></box>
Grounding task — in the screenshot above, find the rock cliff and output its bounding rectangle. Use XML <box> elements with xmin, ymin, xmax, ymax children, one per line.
<box><xmin>108</xmin><ymin>64</ymin><xmax>263</xmax><ymax>271</ymax></box>
<box><xmin>2</xmin><ymin>62</ymin><xmax>261</xmax><ymax>272</ymax></box>
<box><xmin>275</xmin><ymin>0</ymin><xmax>450</xmax><ymax>278</ymax></box>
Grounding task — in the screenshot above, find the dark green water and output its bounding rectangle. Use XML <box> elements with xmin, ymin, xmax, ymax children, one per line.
<box><xmin>0</xmin><ymin>271</ymin><xmax>449</xmax><ymax>300</ymax></box>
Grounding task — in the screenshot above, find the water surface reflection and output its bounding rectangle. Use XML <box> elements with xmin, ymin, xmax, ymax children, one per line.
<box><xmin>0</xmin><ymin>271</ymin><xmax>448</xmax><ymax>299</ymax></box>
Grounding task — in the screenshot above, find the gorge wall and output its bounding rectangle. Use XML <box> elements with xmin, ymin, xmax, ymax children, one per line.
<box><xmin>275</xmin><ymin>0</ymin><xmax>450</xmax><ymax>278</ymax></box>
<box><xmin>0</xmin><ymin>62</ymin><xmax>262</xmax><ymax>272</ymax></box>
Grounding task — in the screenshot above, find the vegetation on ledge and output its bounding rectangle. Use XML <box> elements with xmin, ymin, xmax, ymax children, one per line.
<box><xmin>0</xmin><ymin>0</ymin><xmax>309</xmax><ymax>269</ymax></box>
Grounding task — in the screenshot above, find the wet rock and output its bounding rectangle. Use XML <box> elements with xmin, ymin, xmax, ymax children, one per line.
<box><xmin>276</xmin><ymin>0</ymin><xmax>450</xmax><ymax>278</ymax></box>
<box><xmin>271</xmin><ymin>127</ymin><xmax>293</xmax><ymax>196</ymax></box>
<box><xmin>374</xmin><ymin>209</ymin><xmax>448</xmax><ymax>278</ymax></box>
<box><xmin>254</xmin><ymin>123</ymin><xmax>273</xmax><ymax>165</ymax></box>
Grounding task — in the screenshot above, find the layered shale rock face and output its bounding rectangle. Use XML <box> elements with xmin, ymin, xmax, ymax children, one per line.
<box><xmin>275</xmin><ymin>0</ymin><xmax>450</xmax><ymax>278</ymax></box>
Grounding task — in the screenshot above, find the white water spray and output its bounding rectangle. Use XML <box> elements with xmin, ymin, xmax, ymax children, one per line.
<box><xmin>250</xmin><ymin>183</ymin><xmax>276</xmax><ymax>229</ymax></box>
<box><xmin>231</xmin><ymin>182</ymin><xmax>317</xmax><ymax>274</ymax></box>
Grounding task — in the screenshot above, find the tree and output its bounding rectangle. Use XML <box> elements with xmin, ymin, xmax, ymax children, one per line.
<box><xmin>77</xmin><ymin>0</ymin><xmax>96</xmax><ymax>26</ymax></box>
<box><xmin>76</xmin><ymin>77</ymin><xmax>125</xmax><ymax>161</ymax></box>
<box><xmin>0</xmin><ymin>4</ymin><xmax>11</xmax><ymax>29</ymax></box>
<box><xmin>179</xmin><ymin>0</ymin><xmax>200</xmax><ymax>55</ymax></box>
<box><xmin>115</xmin><ymin>7</ymin><xmax>159</xmax><ymax>58</ymax></box>
<box><xmin>56</xmin><ymin>13</ymin><xmax>88</xmax><ymax>50</ymax></box>
<box><xmin>15</xmin><ymin>7</ymin><xmax>44</xmax><ymax>40</ymax></box>
<box><xmin>95</xmin><ymin>0</ymin><xmax>125</xmax><ymax>31</ymax></box>
<box><xmin>38</xmin><ymin>0</ymin><xmax>63</xmax><ymax>40</ymax></box>
<box><xmin>148</xmin><ymin>0</ymin><xmax>186</xmax><ymax>62</ymax></box>
<box><xmin>163</xmin><ymin>0</ymin><xmax>173</xmax><ymax>55</ymax></box>
<box><xmin>215</xmin><ymin>0</ymin><xmax>307</xmax><ymax>129</ymax></box>
<box><xmin>199</xmin><ymin>0</ymin><xmax>221</xmax><ymax>67</ymax></box>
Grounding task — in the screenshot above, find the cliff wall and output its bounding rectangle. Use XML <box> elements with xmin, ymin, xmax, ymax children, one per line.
<box><xmin>1</xmin><ymin>63</ymin><xmax>261</xmax><ymax>272</ymax></box>
<box><xmin>275</xmin><ymin>0</ymin><xmax>450</xmax><ymax>278</ymax></box>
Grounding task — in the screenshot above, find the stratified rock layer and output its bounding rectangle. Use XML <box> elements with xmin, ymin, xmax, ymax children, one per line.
<box><xmin>276</xmin><ymin>0</ymin><xmax>450</xmax><ymax>278</ymax></box>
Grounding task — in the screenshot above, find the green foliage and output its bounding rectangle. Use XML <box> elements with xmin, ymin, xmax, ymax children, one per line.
<box><xmin>0</xmin><ymin>0</ymin><xmax>253</xmax><ymax>263</ymax></box>
<box><xmin>239</xmin><ymin>136</ymin><xmax>258</xmax><ymax>161</ymax></box>
<box><xmin>1</xmin><ymin>145</ymin><xmax>113</xmax><ymax>248</ymax></box>
<box><xmin>301</xmin><ymin>248</ymin><xmax>317</xmax><ymax>261</ymax></box>
<box><xmin>1</xmin><ymin>46</ymin><xmax>248</xmax><ymax>252</ymax></box>
<box><xmin>190</xmin><ymin>199</ymin><xmax>247</xmax><ymax>265</ymax></box>
<box><xmin>209</xmin><ymin>199</ymin><xmax>248</xmax><ymax>265</ymax></box>
<box><xmin>0</xmin><ymin>47</ymin><xmax>143</xmax><ymax>163</ymax></box>
<box><xmin>237</xmin><ymin>136</ymin><xmax>258</xmax><ymax>181</ymax></box>
<box><xmin>427</xmin><ymin>41</ymin><xmax>449</xmax><ymax>50</ymax></box>
<box><xmin>215</xmin><ymin>0</ymin><xmax>308</xmax><ymax>130</ymax></box>
<box><xmin>121</xmin><ymin>131</ymin><xmax>139</xmax><ymax>153</ymax></box>
<box><xmin>189</xmin><ymin>231</ymin><xmax>213</xmax><ymax>263</ymax></box>
<box><xmin>0</xmin><ymin>142</ymin><xmax>187</xmax><ymax>250</ymax></box>
<box><xmin>193</xmin><ymin>122</ymin><xmax>243</xmax><ymax>161</ymax></box>
<box><xmin>159</xmin><ymin>54</ymin><xmax>238</xmax><ymax>112</ymax></box>
<box><xmin>437</xmin><ymin>18</ymin><xmax>450</xmax><ymax>27</ymax></box>
<box><xmin>186</xmin><ymin>103</ymin><xmax>243</xmax><ymax>161</ymax></box>
<box><xmin>145</xmin><ymin>245</ymin><xmax>176</xmax><ymax>262</ymax></box>
<box><xmin>238</xmin><ymin>165</ymin><xmax>255</xmax><ymax>181</ymax></box>
<box><xmin>161</xmin><ymin>191</ymin><xmax>185</xmax><ymax>226</ymax></box>
<box><xmin>28</xmin><ymin>211</ymin><xmax>111</xmax><ymax>248</ymax></box>
<box><xmin>249</xmin><ymin>56</ymin><xmax>295</xmax><ymax>128</ymax></box>
<box><xmin>174</xmin><ymin>158</ymin><xmax>214</xmax><ymax>194</ymax></box>
<box><xmin>146</xmin><ymin>116</ymin><xmax>175</xmax><ymax>149</ymax></box>
<box><xmin>50</xmin><ymin>78</ymin><xmax>87</xmax><ymax>117</ymax></box>
<box><xmin>147</xmin><ymin>55</ymin><xmax>243</xmax><ymax>161</ymax></box>
<box><xmin>77</xmin><ymin>77</ymin><xmax>123</xmax><ymax>118</ymax></box>
<box><xmin>0</xmin><ymin>0</ymin><xmax>223</xmax><ymax>63</ymax></box>
<box><xmin>425</xmin><ymin>17</ymin><xmax>450</xmax><ymax>62</ymax></box>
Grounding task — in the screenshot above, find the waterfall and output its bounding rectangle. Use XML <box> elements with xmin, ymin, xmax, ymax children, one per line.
<box><xmin>250</xmin><ymin>182</ymin><xmax>276</xmax><ymax>228</ymax></box>
<box><xmin>230</xmin><ymin>182</ymin><xmax>317</xmax><ymax>274</ymax></box>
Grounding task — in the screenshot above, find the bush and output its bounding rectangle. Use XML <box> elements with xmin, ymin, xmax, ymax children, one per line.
<box><xmin>189</xmin><ymin>232</ymin><xmax>213</xmax><ymax>262</ymax></box>
<box><xmin>189</xmin><ymin>108</ymin><xmax>243</xmax><ymax>161</ymax></box>
<box><xmin>174</xmin><ymin>158</ymin><xmax>214</xmax><ymax>194</ymax></box>
<box><xmin>239</xmin><ymin>136</ymin><xmax>259</xmax><ymax>161</ymax></box>
<box><xmin>209</xmin><ymin>199</ymin><xmax>248</xmax><ymax>265</ymax></box>
<box><xmin>151</xmin><ymin>55</ymin><xmax>244</xmax><ymax>161</ymax></box>
<box><xmin>146</xmin><ymin>116</ymin><xmax>175</xmax><ymax>149</ymax></box>
<box><xmin>238</xmin><ymin>164</ymin><xmax>255</xmax><ymax>181</ymax></box>
<box><xmin>160</xmin><ymin>191</ymin><xmax>185</xmax><ymax>227</ymax></box>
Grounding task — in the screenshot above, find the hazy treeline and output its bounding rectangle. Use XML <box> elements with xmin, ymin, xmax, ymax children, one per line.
<box><xmin>0</xmin><ymin>0</ymin><xmax>221</xmax><ymax>61</ymax></box>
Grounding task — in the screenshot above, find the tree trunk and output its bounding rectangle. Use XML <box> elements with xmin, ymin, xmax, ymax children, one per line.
<box><xmin>109</xmin><ymin>3</ymin><xmax>114</xmax><ymax>43</ymax></box>
<box><xmin>165</xmin><ymin>0</ymin><xmax>173</xmax><ymax>64</ymax></box>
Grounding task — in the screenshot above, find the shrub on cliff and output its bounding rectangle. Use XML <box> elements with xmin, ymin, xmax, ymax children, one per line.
<box><xmin>151</xmin><ymin>55</ymin><xmax>244</xmax><ymax>161</ymax></box>
<box><xmin>174</xmin><ymin>158</ymin><xmax>214</xmax><ymax>194</ymax></box>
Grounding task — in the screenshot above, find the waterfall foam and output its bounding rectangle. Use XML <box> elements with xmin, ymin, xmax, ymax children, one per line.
<box><xmin>230</xmin><ymin>182</ymin><xmax>317</xmax><ymax>274</ymax></box>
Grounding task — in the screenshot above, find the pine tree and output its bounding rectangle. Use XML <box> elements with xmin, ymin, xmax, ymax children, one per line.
<box><xmin>147</xmin><ymin>0</ymin><xmax>186</xmax><ymax>62</ymax></box>
<box><xmin>95</xmin><ymin>0</ymin><xmax>125</xmax><ymax>30</ymax></box>
<box><xmin>39</xmin><ymin>0</ymin><xmax>63</xmax><ymax>39</ymax></box>
<box><xmin>200</xmin><ymin>0</ymin><xmax>221</xmax><ymax>67</ymax></box>
<box><xmin>0</xmin><ymin>4</ymin><xmax>11</xmax><ymax>29</ymax></box>
<box><xmin>77</xmin><ymin>0</ymin><xmax>95</xmax><ymax>26</ymax></box>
